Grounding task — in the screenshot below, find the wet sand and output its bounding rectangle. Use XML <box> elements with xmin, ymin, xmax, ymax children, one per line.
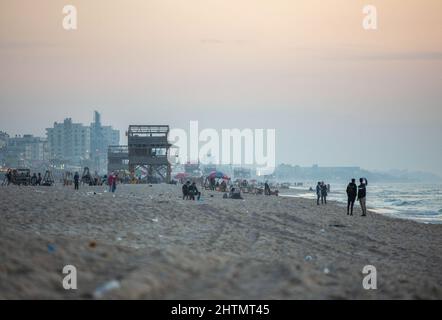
<box><xmin>0</xmin><ymin>183</ymin><xmax>441</xmax><ymax>299</ymax></box>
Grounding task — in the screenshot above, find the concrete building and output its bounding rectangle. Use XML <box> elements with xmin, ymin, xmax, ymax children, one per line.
<box><xmin>5</xmin><ymin>134</ymin><xmax>49</xmax><ymax>167</ymax></box>
<box><xmin>0</xmin><ymin>131</ymin><xmax>8</xmax><ymax>150</ymax></box>
<box><xmin>46</xmin><ymin>118</ymin><xmax>91</xmax><ymax>164</ymax></box>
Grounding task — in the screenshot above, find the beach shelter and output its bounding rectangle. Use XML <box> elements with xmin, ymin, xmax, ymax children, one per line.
<box><xmin>208</xmin><ymin>171</ymin><xmax>230</xmax><ymax>180</ymax></box>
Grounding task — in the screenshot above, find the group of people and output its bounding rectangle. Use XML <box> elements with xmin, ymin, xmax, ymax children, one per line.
<box><xmin>71</xmin><ymin>171</ymin><xmax>118</xmax><ymax>192</ymax></box>
<box><xmin>346</xmin><ymin>178</ymin><xmax>368</xmax><ymax>216</ymax></box>
<box><xmin>2</xmin><ymin>169</ymin><xmax>43</xmax><ymax>186</ymax></box>
<box><xmin>182</xmin><ymin>181</ymin><xmax>201</xmax><ymax>200</ymax></box>
<box><xmin>315</xmin><ymin>179</ymin><xmax>368</xmax><ymax>216</ymax></box>
<box><xmin>316</xmin><ymin>181</ymin><xmax>330</xmax><ymax>205</ymax></box>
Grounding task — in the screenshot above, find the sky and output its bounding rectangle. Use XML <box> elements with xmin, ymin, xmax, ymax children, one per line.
<box><xmin>0</xmin><ymin>0</ymin><xmax>441</xmax><ymax>175</ymax></box>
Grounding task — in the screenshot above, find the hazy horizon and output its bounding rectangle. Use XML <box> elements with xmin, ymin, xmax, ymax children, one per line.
<box><xmin>1</xmin><ymin>0</ymin><xmax>441</xmax><ymax>175</ymax></box>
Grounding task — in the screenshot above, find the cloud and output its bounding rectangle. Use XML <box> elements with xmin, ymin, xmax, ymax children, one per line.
<box><xmin>328</xmin><ymin>50</ymin><xmax>442</xmax><ymax>61</ymax></box>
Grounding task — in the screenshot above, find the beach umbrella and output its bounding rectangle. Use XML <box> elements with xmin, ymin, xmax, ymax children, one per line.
<box><xmin>174</xmin><ymin>172</ymin><xmax>188</xmax><ymax>179</ymax></box>
<box><xmin>208</xmin><ymin>171</ymin><xmax>230</xmax><ymax>180</ymax></box>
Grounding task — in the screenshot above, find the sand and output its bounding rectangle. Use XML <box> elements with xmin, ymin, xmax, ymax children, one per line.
<box><xmin>0</xmin><ymin>183</ymin><xmax>441</xmax><ymax>299</ymax></box>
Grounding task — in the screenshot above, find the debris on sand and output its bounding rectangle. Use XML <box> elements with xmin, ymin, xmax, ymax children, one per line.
<box><xmin>93</xmin><ymin>280</ymin><xmax>120</xmax><ymax>299</ymax></box>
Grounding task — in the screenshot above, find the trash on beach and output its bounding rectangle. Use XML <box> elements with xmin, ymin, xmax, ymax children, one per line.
<box><xmin>116</xmin><ymin>237</ymin><xmax>122</xmax><ymax>241</ymax></box>
<box><xmin>320</xmin><ymin>229</ymin><xmax>325</xmax><ymax>233</ymax></box>
<box><xmin>323</xmin><ymin>268</ymin><xmax>330</xmax><ymax>274</ymax></box>
<box><xmin>89</xmin><ymin>241</ymin><xmax>97</xmax><ymax>248</ymax></box>
<box><xmin>93</xmin><ymin>280</ymin><xmax>120</xmax><ymax>299</ymax></box>
<box><xmin>329</xmin><ymin>224</ymin><xmax>346</xmax><ymax>228</ymax></box>
<box><xmin>304</xmin><ymin>255</ymin><xmax>313</xmax><ymax>261</ymax></box>
<box><xmin>151</xmin><ymin>218</ymin><xmax>158</xmax><ymax>222</ymax></box>
<box><xmin>47</xmin><ymin>244</ymin><xmax>56</xmax><ymax>253</ymax></box>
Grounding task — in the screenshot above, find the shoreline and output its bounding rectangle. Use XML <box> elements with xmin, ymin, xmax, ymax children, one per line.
<box><xmin>280</xmin><ymin>187</ymin><xmax>442</xmax><ymax>225</ymax></box>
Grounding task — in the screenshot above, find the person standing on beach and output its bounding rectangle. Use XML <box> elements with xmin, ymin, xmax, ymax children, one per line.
<box><xmin>182</xmin><ymin>181</ymin><xmax>190</xmax><ymax>200</ymax></box>
<box><xmin>264</xmin><ymin>181</ymin><xmax>271</xmax><ymax>196</ymax></box>
<box><xmin>73</xmin><ymin>172</ymin><xmax>80</xmax><ymax>190</ymax></box>
<box><xmin>358</xmin><ymin>178</ymin><xmax>368</xmax><ymax>216</ymax></box>
<box><xmin>108</xmin><ymin>173</ymin><xmax>114</xmax><ymax>192</ymax></box>
<box><xmin>346</xmin><ymin>178</ymin><xmax>357</xmax><ymax>215</ymax></box>
<box><xmin>316</xmin><ymin>182</ymin><xmax>321</xmax><ymax>205</ymax></box>
<box><xmin>321</xmin><ymin>182</ymin><xmax>328</xmax><ymax>204</ymax></box>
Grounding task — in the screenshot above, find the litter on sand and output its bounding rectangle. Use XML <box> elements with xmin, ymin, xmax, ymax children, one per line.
<box><xmin>304</xmin><ymin>255</ymin><xmax>313</xmax><ymax>261</ymax></box>
<box><xmin>93</xmin><ymin>280</ymin><xmax>120</xmax><ymax>299</ymax></box>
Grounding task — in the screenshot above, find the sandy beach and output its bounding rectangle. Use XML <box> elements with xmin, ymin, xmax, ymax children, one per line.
<box><xmin>0</xmin><ymin>183</ymin><xmax>441</xmax><ymax>299</ymax></box>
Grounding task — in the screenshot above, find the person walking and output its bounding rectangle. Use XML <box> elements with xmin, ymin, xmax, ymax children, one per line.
<box><xmin>73</xmin><ymin>172</ymin><xmax>80</xmax><ymax>190</ymax></box>
<box><xmin>358</xmin><ymin>178</ymin><xmax>368</xmax><ymax>216</ymax></box>
<box><xmin>346</xmin><ymin>178</ymin><xmax>357</xmax><ymax>215</ymax></box>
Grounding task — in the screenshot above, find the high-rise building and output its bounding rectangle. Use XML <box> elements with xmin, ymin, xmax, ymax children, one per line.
<box><xmin>46</xmin><ymin>112</ymin><xmax>119</xmax><ymax>171</ymax></box>
<box><xmin>90</xmin><ymin>111</ymin><xmax>120</xmax><ymax>173</ymax></box>
<box><xmin>46</xmin><ymin>118</ymin><xmax>91</xmax><ymax>164</ymax></box>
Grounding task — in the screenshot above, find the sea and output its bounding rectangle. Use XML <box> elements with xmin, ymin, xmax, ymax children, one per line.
<box><xmin>282</xmin><ymin>182</ymin><xmax>442</xmax><ymax>224</ymax></box>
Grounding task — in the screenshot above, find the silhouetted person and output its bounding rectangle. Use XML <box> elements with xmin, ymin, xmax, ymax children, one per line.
<box><xmin>321</xmin><ymin>182</ymin><xmax>328</xmax><ymax>204</ymax></box>
<box><xmin>189</xmin><ymin>182</ymin><xmax>201</xmax><ymax>200</ymax></box>
<box><xmin>182</xmin><ymin>181</ymin><xmax>190</xmax><ymax>200</ymax></box>
<box><xmin>74</xmin><ymin>172</ymin><xmax>80</xmax><ymax>190</ymax></box>
<box><xmin>112</xmin><ymin>174</ymin><xmax>117</xmax><ymax>193</ymax></box>
<box><xmin>37</xmin><ymin>173</ymin><xmax>42</xmax><ymax>185</ymax></box>
<box><xmin>316</xmin><ymin>182</ymin><xmax>321</xmax><ymax>205</ymax></box>
<box><xmin>358</xmin><ymin>178</ymin><xmax>368</xmax><ymax>216</ymax></box>
<box><xmin>31</xmin><ymin>173</ymin><xmax>37</xmax><ymax>186</ymax></box>
<box><xmin>346</xmin><ymin>178</ymin><xmax>357</xmax><ymax>215</ymax></box>
<box><xmin>264</xmin><ymin>181</ymin><xmax>271</xmax><ymax>195</ymax></box>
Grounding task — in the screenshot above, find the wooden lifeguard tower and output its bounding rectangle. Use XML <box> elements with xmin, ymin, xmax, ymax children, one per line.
<box><xmin>107</xmin><ymin>145</ymin><xmax>129</xmax><ymax>173</ymax></box>
<box><xmin>127</xmin><ymin>125</ymin><xmax>172</xmax><ymax>183</ymax></box>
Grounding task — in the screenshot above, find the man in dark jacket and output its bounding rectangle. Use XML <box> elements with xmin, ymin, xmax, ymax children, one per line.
<box><xmin>321</xmin><ymin>182</ymin><xmax>328</xmax><ymax>204</ymax></box>
<box><xmin>73</xmin><ymin>172</ymin><xmax>80</xmax><ymax>190</ymax></box>
<box><xmin>316</xmin><ymin>182</ymin><xmax>321</xmax><ymax>205</ymax></box>
<box><xmin>358</xmin><ymin>178</ymin><xmax>368</xmax><ymax>216</ymax></box>
<box><xmin>182</xmin><ymin>181</ymin><xmax>190</xmax><ymax>200</ymax></box>
<box><xmin>346</xmin><ymin>178</ymin><xmax>357</xmax><ymax>215</ymax></box>
<box><xmin>188</xmin><ymin>182</ymin><xmax>201</xmax><ymax>201</ymax></box>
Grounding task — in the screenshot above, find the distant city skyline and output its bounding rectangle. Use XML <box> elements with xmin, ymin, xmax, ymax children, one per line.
<box><xmin>1</xmin><ymin>0</ymin><xmax>441</xmax><ymax>175</ymax></box>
